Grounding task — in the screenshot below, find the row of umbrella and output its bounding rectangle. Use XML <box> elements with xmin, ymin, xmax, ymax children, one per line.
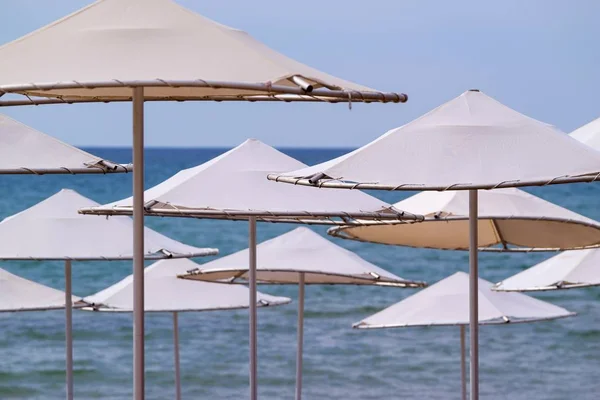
<box><xmin>0</xmin><ymin>2</ymin><xmax>599</xmax><ymax>399</ymax></box>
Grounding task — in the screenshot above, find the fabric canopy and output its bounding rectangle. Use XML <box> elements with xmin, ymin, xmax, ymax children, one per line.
<box><xmin>0</xmin><ymin>189</ymin><xmax>217</xmax><ymax>260</ymax></box>
<box><xmin>0</xmin><ymin>268</ymin><xmax>85</xmax><ymax>312</ymax></box>
<box><xmin>494</xmin><ymin>249</ymin><xmax>600</xmax><ymax>291</ymax></box>
<box><xmin>269</xmin><ymin>90</ymin><xmax>600</xmax><ymax>190</ymax></box>
<box><xmin>180</xmin><ymin>227</ymin><xmax>424</xmax><ymax>287</ymax></box>
<box><xmin>83</xmin><ymin>258</ymin><xmax>290</xmax><ymax>312</ymax></box>
<box><xmin>0</xmin><ymin>114</ymin><xmax>129</xmax><ymax>174</ymax></box>
<box><xmin>0</xmin><ymin>0</ymin><xmax>402</xmax><ymax>103</ymax></box>
<box><xmin>329</xmin><ymin>188</ymin><xmax>600</xmax><ymax>251</ymax></box>
<box><xmin>354</xmin><ymin>272</ymin><xmax>575</xmax><ymax>328</ymax></box>
<box><xmin>570</xmin><ymin>117</ymin><xmax>600</xmax><ymax>150</ymax></box>
<box><xmin>82</xmin><ymin>139</ymin><xmax>418</xmax><ymax>222</ymax></box>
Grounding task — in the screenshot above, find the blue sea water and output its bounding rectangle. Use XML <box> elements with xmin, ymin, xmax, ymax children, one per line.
<box><xmin>0</xmin><ymin>147</ymin><xmax>599</xmax><ymax>400</ymax></box>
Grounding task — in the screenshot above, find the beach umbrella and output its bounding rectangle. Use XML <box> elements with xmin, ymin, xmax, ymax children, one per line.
<box><xmin>82</xmin><ymin>258</ymin><xmax>290</xmax><ymax>400</ymax></box>
<box><xmin>0</xmin><ymin>2</ymin><xmax>407</xmax><ymax>397</ymax></box>
<box><xmin>179</xmin><ymin>227</ymin><xmax>425</xmax><ymax>400</ymax></box>
<box><xmin>354</xmin><ymin>271</ymin><xmax>575</xmax><ymax>400</ymax></box>
<box><xmin>494</xmin><ymin>249</ymin><xmax>600</xmax><ymax>292</ymax></box>
<box><xmin>0</xmin><ymin>189</ymin><xmax>217</xmax><ymax>400</ymax></box>
<box><xmin>268</xmin><ymin>89</ymin><xmax>600</xmax><ymax>399</ymax></box>
<box><xmin>0</xmin><ymin>113</ymin><xmax>130</xmax><ymax>174</ymax></box>
<box><xmin>80</xmin><ymin>138</ymin><xmax>422</xmax><ymax>400</ymax></box>
<box><xmin>0</xmin><ymin>268</ymin><xmax>85</xmax><ymax>312</ymax></box>
<box><xmin>329</xmin><ymin>188</ymin><xmax>600</xmax><ymax>251</ymax></box>
<box><xmin>570</xmin><ymin>117</ymin><xmax>600</xmax><ymax>150</ymax></box>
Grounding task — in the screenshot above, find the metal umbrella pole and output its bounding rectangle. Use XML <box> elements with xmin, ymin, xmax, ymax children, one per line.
<box><xmin>132</xmin><ymin>87</ymin><xmax>146</xmax><ymax>400</ymax></box>
<box><xmin>460</xmin><ymin>325</ymin><xmax>467</xmax><ymax>400</ymax></box>
<box><xmin>64</xmin><ymin>260</ymin><xmax>73</xmax><ymax>400</ymax></box>
<box><xmin>469</xmin><ymin>190</ymin><xmax>479</xmax><ymax>400</ymax></box>
<box><xmin>295</xmin><ymin>273</ymin><xmax>306</xmax><ymax>400</ymax></box>
<box><xmin>248</xmin><ymin>217</ymin><xmax>258</xmax><ymax>400</ymax></box>
<box><xmin>173</xmin><ymin>312</ymin><xmax>181</xmax><ymax>400</ymax></box>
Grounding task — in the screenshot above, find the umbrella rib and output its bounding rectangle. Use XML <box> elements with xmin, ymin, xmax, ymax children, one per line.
<box><xmin>490</xmin><ymin>219</ymin><xmax>508</xmax><ymax>250</ymax></box>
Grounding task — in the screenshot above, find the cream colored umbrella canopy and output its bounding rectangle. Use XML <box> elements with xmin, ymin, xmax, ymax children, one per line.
<box><xmin>570</xmin><ymin>117</ymin><xmax>600</xmax><ymax>150</ymax></box>
<box><xmin>0</xmin><ymin>268</ymin><xmax>85</xmax><ymax>312</ymax></box>
<box><xmin>494</xmin><ymin>249</ymin><xmax>600</xmax><ymax>292</ymax></box>
<box><xmin>0</xmin><ymin>113</ymin><xmax>129</xmax><ymax>174</ymax></box>
<box><xmin>355</xmin><ymin>272</ymin><xmax>575</xmax><ymax>400</ymax></box>
<box><xmin>0</xmin><ymin>0</ymin><xmax>405</xmax><ymax>104</ymax></box>
<box><xmin>329</xmin><ymin>188</ymin><xmax>600</xmax><ymax>251</ymax></box>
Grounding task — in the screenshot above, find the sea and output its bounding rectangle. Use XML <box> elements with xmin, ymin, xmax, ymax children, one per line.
<box><xmin>0</xmin><ymin>147</ymin><xmax>599</xmax><ymax>400</ymax></box>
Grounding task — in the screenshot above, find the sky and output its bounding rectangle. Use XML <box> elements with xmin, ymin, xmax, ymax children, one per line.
<box><xmin>1</xmin><ymin>0</ymin><xmax>599</xmax><ymax>148</ymax></box>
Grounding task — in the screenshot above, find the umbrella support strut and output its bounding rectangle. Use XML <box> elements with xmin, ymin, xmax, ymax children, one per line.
<box><xmin>295</xmin><ymin>272</ymin><xmax>305</xmax><ymax>400</ymax></box>
<box><xmin>133</xmin><ymin>87</ymin><xmax>145</xmax><ymax>400</ymax></box>
<box><xmin>460</xmin><ymin>325</ymin><xmax>466</xmax><ymax>400</ymax></box>
<box><xmin>65</xmin><ymin>259</ymin><xmax>73</xmax><ymax>400</ymax></box>
<box><xmin>469</xmin><ymin>189</ymin><xmax>479</xmax><ymax>400</ymax></box>
<box><xmin>173</xmin><ymin>312</ymin><xmax>181</xmax><ymax>400</ymax></box>
<box><xmin>249</xmin><ymin>217</ymin><xmax>258</xmax><ymax>400</ymax></box>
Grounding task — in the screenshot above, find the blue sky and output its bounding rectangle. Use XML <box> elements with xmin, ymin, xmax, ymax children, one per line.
<box><xmin>1</xmin><ymin>0</ymin><xmax>599</xmax><ymax>148</ymax></box>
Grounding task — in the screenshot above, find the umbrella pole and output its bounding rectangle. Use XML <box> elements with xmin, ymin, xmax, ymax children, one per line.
<box><xmin>248</xmin><ymin>216</ymin><xmax>258</xmax><ymax>400</ymax></box>
<box><xmin>65</xmin><ymin>259</ymin><xmax>73</xmax><ymax>400</ymax></box>
<box><xmin>173</xmin><ymin>312</ymin><xmax>181</xmax><ymax>400</ymax></box>
<box><xmin>295</xmin><ymin>273</ymin><xmax>305</xmax><ymax>400</ymax></box>
<box><xmin>460</xmin><ymin>325</ymin><xmax>466</xmax><ymax>400</ymax></box>
<box><xmin>469</xmin><ymin>189</ymin><xmax>479</xmax><ymax>400</ymax></box>
<box><xmin>132</xmin><ymin>86</ymin><xmax>146</xmax><ymax>400</ymax></box>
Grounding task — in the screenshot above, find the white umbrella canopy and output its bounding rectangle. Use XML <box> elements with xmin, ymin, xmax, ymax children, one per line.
<box><xmin>0</xmin><ymin>268</ymin><xmax>85</xmax><ymax>312</ymax></box>
<box><xmin>82</xmin><ymin>138</ymin><xmax>419</xmax><ymax>223</ymax></box>
<box><xmin>494</xmin><ymin>249</ymin><xmax>600</xmax><ymax>292</ymax></box>
<box><xmin>329</xmin><ymin>188</ymin><xmax>600</xmax><ymax>251</ymax></box>
<box><xmin>570</xmin><ymin>117</ymin><xmax>600</xmax><ymax>150</ymax></box>
<box><xmin>0</xmin><ymin>114</ymin><xmax>129</xmax><ymax>174</ymax></box>
<box><xmin>0</xmin><ymin>0</ymin><xmax>404</xmax><ymax>103</ymax></box>
<box><xmin>269</xmin><ymin>90</ymin><xmax>600</xmax><ymax>190</ymax></box>
<box><xmin>0</xmin><ymin>188</ymin><xmax>217</xmax><ymax>260</ymax></box>
<box><xmin>180</xmin><ymin>227</ymin><xmax>423</xmax><ymax>287</ymax></box>
<box><xmin>83</xmin><ymin>258</ymin><xmax>290</xmax><ymax>312</ymax></box>
<box><xmin>354</xmin><ymin>272</ymin><xmax>574</xmax><ymax>328</ymax></box>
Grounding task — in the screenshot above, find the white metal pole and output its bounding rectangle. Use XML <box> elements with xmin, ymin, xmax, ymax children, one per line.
<box><xmin>248</xmin><ymin>217</ymin><xmax>258</xmax><ymax>400</ymax></box>
<box><xmin>460</xmin><ymin>325</ymin><xmax>466</xmax><ymax>400</ymax></box>
<box><xmin>65</xmin><ymin>260</ymin><xmax>73</xmax><ymax>400</ymax></box>
<box><xmin>469</xmin><ymin>189</ymin><xmax>479</xmax><ymax>400</ymax></box>
<box><xmin>133</xmin><ymin>87</ymin><xmax>145</xmax><ymax>400</ymax></box>
<box><xmin>295</xmin><ymin>273</ymin><xmax>305</xmax><ymax>400</ymax></box>
<box><xmin>173</xmin><ymin>312</ymin><xmax>181</xmax><ymax>400</ymax></box>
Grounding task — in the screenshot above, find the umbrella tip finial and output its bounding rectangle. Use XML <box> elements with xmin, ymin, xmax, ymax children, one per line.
<box><xmin>468</xmin><ymin>88</ymin><xmax>480</xmax><ymax>92</ymax></box>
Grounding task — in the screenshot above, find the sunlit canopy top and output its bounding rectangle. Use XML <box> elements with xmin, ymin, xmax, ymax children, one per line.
<box><xmin>494</xmin><ymin>249</ymin><xmax>600</xmax><ymax>292</ymax></box>
<box><xmin>82</xmin><ymin>258</ymin><xmax>290</xmax><ymax>312</ymax></box>
<box><xmin>80</xmin><ymin>139</ymin><xmax>421</xmax><ymax>224</ymax></box>
<box><xmin>0</xmin><ymin>114</ymin><xmax>129</xmax><ymax>174</ymax></box>
<box><xmin>269</xmin><ymin>90</ymin><xmax>600</xmax><ymax>190</ymax></box>
<box><xmin>570</xmin><ymin>117</ymin><xmax>600</xmax><ymax>151</ymax></box>
<box><xmin>0</xmin><ymin>0</ymin><xmax>404</xmax><ymax>104</ymax></box>
<box><xmin>0</xmin><ymin>189</ymin><xmax>217</xmax><ymax>260</ymax></box>
<box><xmin>329</xmin><ymin>188</ymin><xmax>600</xmax><ymax>251</ymax></box>
<box><xmin>354</xmin><ymin>272</ymin><xmax>574</xmax><ymax>329</ymax></box>
<box><xmin>180</xmin><ymin>227</ymin><xmax>424</xmax><ymax>287</ymax></box>
<box><xmin>0</xmin><ymin>268</ymin><xmax>85</xmax><ymax>312</ymax></box>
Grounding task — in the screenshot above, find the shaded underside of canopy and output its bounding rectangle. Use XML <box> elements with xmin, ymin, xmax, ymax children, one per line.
<box><xmin>180</xmin><ymin>227</ymin><xmax>424</xmax><ymax>287</ymax></box>
<box><xmin>328</xmin><ymin>188</ymin><xmax>600</xmax><ymax>251</ymax></box>
<box><xmin>0</xmin><ymin>0</ymin><xmax>405</xmax><ymax>104</ymax></box>
<box><xmin>494</xmin><ymin>249</ymin><xmax>600</xmax><ymax>292</ymax></box>
<box><xmin>0</xmin><ymin>268</ymin><xmax>85</xmax><ymax>312</ymax></box>
<box><xmin>269</xmin><ymin>90</ymin><xmax>600</xmax><ymax>190</ymax></box>
<box><xmin>0</xmin><ymin>189</ymin><xmax>217</xmax><ymax>260</ymax></box>
<box><xmin>0</xmin><ymin>114</ymin><xmax>130</xmax><ymax>174</ymax></box>
<box><xmin>80</xmin><ymin>139</ymin><xmax>422</xmax><ymax>224</ymax></box>
<box><xmin>82</xmin><ymin>258</ymin><xmax>290</xmax><ymax>312</ymax></box>
<box><xmin>354</xmin><ymin>272</ymin><xmax>575</xmax><ymax>329</ymax></box>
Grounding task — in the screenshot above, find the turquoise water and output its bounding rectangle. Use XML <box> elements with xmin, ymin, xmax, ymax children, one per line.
<box><xmin>0</xmin><ymin>147</ymin><xmax>599</xmax><ymax>399</ymax></box>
